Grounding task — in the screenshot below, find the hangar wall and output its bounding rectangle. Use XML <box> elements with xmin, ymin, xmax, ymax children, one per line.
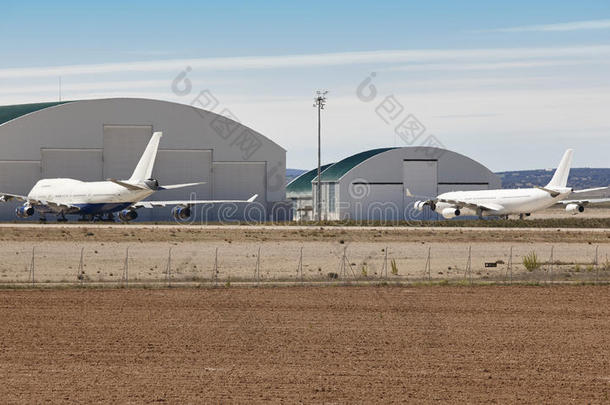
<box><xmin>0</xmin><ymin>98</ymin><xmax>286</xmax><ymax>221</ymax></box>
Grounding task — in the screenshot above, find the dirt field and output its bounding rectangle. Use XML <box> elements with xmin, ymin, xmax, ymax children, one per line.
<box><xmin>0</xmin><ymin>225</ymin><xmax>609</xmax><ymax>284</ymax></box>
<box><xmin>1</xmin><ymin>286</ymin><xmax>609</xmax><ymax>403</ymax></box>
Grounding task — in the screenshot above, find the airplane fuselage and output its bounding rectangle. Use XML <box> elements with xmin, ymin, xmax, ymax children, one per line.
<box><xmin>28</xmin><ymin>178</ymin><xmax>154</xmax><ymax>214</ymax></box>
<box><xmin>435</xmin><ymin>187</ymin><xmax>572</xmax><ymax>216</ymax></box>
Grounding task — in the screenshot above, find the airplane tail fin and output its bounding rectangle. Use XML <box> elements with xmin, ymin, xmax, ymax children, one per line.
<box><xmin>128</xmin><ymin>132</ymin><xmax>162</xmax><ymax>183</ymax></box>
<box><xmin>545</xmin><ymin>149</ymin><xmax>573</xmax><ymax>189</ymax></box>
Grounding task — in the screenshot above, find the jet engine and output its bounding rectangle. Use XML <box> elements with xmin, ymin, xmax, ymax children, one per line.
<box><xmin>118</xmin><ymin>209</ymin><xmax>138</xmax><ymax>222</ymax></box>
<box><xmin>414</xmin><ymin>201</ymin><xmax>426</xmax><ymax>211</ymax></box>
<box><xmin>172</xmin><ymin>205</ymin><xmax>191</xmax><ymax>221</ymax></box>
<box><xmin>414</xmin><ymin>200</ymin><xmax>435</xmax><ymax>211</ymax></box>
<box><xmin>565</xmin><ymin>203</ymin><xmax>584</xmax><ymax>214</ymax></box>
<box><xmin>441</xmin><ymin>207</ymin><xmax>461</xmax><ymax>219</ymax></box>
<box><xmin>15</xmin><ymin>204</ymin><xmax>35</xmax><ymax>218</ymax></box>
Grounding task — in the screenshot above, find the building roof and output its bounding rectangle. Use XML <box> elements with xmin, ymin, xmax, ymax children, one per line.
<box><xmin>286</xmin><ymin>163</ymin><xmax>334</xmax><ymax>196</ymax></box>
<box><xmin>317</xmin><ymin>148</ymin><xmax>397</xmax><ymax>182</ymax></box>
<box><xmin>0</xmin><ymin>101</ymin><xmax>71</xmax><ymax>126</ymax></box>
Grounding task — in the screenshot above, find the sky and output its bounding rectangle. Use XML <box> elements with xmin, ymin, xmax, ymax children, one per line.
<box><xmin>1</xmin><ymin>0</ymin><xmax>609</xmax><ymax>171</ymax></box>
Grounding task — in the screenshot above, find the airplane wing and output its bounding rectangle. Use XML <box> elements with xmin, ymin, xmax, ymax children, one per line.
<box><xmin>133</xmin><ymin>194</ymin><xmax>258</xmax><ymax>209</ymax></box>
<box><xmin>437</xmin><ymin>198</ymin><xmax>504</xmax><ymax>212</ymax></box>
<box><xmin>560</xmin><ymin>198</ymin><xmax>610</xmax><ymax>206</ymax></box>
<box><xmin>1</xmin><ymin>193</ymin><xmax>78</xmax><ymax>211</ymax></box>
<box><xmin>0</xmin><ymin>193</ymin><xmax>29</xmax><ymax>203</ymax></box>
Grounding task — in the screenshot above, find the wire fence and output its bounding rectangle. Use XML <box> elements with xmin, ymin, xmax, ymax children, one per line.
<box><xmin>0</xmin><ymin>242</ymin><xmax>609</xmax><ymax>287</ymax></box>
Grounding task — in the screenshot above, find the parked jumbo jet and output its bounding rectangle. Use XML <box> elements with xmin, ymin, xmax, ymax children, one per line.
<box><xmin>0</xmin><ymin>132</ymin><xmax>257</xmax><ymax>222</ymax></box>
<box><xmin>413</xmin><ymin>149</ymin><xmax>610</xmax><ymax>219</ymax></box>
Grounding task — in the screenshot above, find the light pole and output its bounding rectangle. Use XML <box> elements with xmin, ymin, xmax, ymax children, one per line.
<box><xmin>313</xmin><ymin>90</ymin><xmax>327</xmax><ymax>222</ymax></box>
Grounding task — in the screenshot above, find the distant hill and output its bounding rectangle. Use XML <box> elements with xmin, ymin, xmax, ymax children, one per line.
<box><xmin>286</xmin><ymin>167</ymin><xmax>610</xmax><ymax>189</ymax></box>
<box><xmin>286</xmin><ymin>168</ymin><xmax>307</xmax><ymax>184</ymax></box>
<box><xmin>497</xmin><ymin>168</ymin><xmax>610</xmax><ymax>189</ymax></box>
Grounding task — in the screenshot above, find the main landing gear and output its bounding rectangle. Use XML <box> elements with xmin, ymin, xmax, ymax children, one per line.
<box><xmin>78</xmin><ymin>213</ymin><xmax>116</xmax><ymax>222</ymax></box>
<box><xmin>57</xmin><ymin>212</ymin><xmax>68</xmax><ymax>222</ymax></box>
<box><xmin>93</xmin><ymin>213</ymin><xmax>116</xmax><ymax>222</ymax></box>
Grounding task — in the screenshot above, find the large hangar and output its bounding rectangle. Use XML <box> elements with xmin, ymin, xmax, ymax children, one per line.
<box><xmin>0</xmin><ymin>98</ymin><xmax>286</xmax><ymax>221</ymax></box>
<box><xmin>288</xmin><ymin>147</ymin><xmax>500</xmax><ymax>221</ymax></box>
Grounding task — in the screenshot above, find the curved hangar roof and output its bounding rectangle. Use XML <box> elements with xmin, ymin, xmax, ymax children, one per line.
<box><xmin>0</xmin><ymin>98</ymin><xmax>284</xmax><ymax>166</ymax></box>
<box><xmin>0</xmin><ymin>101</ymin><xmax>69</xmax><ymax>126</ymax></box>
<box><xmin>294</xmin><ymin>146</ymin><xmax>500</xmax><ymax>190</ymax></box>
<box><xmin>286</xmin><ymin>163</ymin><xmax>334</xmax><ymax>197</ymax></box>
<box><xmin>318</xmin><ymin>148</ymin><xmax>396</xmax><ymax>182</ymax></box>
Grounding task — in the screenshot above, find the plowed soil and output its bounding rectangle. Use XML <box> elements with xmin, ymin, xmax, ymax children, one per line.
<box><xmin>1</xmin><ymin>286</ymin><xmax>609</xmax><ymax>404</ymax></box>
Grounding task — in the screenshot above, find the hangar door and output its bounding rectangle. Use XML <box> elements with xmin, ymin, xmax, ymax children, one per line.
<box><xmin>103</xmin><ymin>125</ymin><xmax>153</xmax><ymax>180</ymax></box>
<box><xmin>403</xmin><ymin>159</ymin><xmax>438</xmax><ymax>219</ymax></box>
<box><xmin>213</xmin><ymin>162</ymin><xmax>266</xmax><ymax>201</ymax></box>
<box><xmin>42</xmin><ymin>149</ymin><xmax>103</xmax><ymax>181</ymax></box>
<box><xmin>403</xmin><ymin>159</ymin><xmax>438</xmax><ymax>199</ymax></box>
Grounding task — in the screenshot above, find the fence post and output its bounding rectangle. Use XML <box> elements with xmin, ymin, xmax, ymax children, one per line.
<box><xmin>29</xmin><ymin>247</ymin><xmax>35</xmax><ymax>287</ymax></box>
<box><xmin>78</xmin><ymin>247</ymin><xmax>84</xmax><ymax>285</ymax></box>
<box><xmin>381</xmin><ymin>246</ymin><xmax>388</xmax><ymax>280</ymax></box>
<box><xmin>465</xmin><ymin>245</ymin><xmax>472</xmax><ymax>284</ymax></box>
<box><xmin>424</xmin><ymin>246</ymin><xmax>431</xmax><ymax>282</ymax></box>
<box><xmin>255</xmin><ymin>246</ymin><xmax>261</xmax><ymax>285</ymax></box>
<box><xmin>339</xmin><ymin>246</ymin><xmax>355</xmax><ymax>279</ymax></box>
<box><xmin>595</xmin><ymin>245</ymin><xmax>599</xmax><ymax>282</ymax></box>
<box><xmin>123</xmin><ymin>247</ymin><xmax>129</xmax><ymax>287</ymax></box>
<box><xmin>213</xmin><ymin>247</ymin><xmax>218</xmax><ymax>286</ymax></box>
<box><xmin>297</xmin><ymin>246</ymin><xmax>303</xmax><ymax>283</ymax></box>
<box><xmin>508</xmin><ymin>246</ymin><xmax>513</xmax><ymax>284</ymax></box>
<box><xmin>548</xmin><ymin>246</ymin><xmax>554</xmax><ymax>284</ymax></box>
<box><xmin>166</xmin><ymin>247</ymin><xmax>172</xmax><ymax>287</ymax></box>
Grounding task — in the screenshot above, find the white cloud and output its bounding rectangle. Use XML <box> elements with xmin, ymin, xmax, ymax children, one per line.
<box><xmin>1</xmin><ymin>44</ymin><xmax>609</xmax><ymax>171</ymax></box>
<box><xmin>380</xmin><ymin>59</ymin><xmax>606</xmax><ymax>72</ymax></box>
<box><xmin>0</xmin><ymin>79</ymin><xmax>170</xmax><ymax>96</ymax></box>
<box><xmin>479</xmin><ymin>18</ymin><xmax>610</xmax><ymax>33</ymax></box>
<box><xmin>1</xmin><ymin>45</ymin><xmax>609</xmax><ymax>79</ymax></box>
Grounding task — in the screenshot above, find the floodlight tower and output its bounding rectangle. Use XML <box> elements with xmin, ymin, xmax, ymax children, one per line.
<box><xmin>313</xmin><ymin>90</ymin><xmax>328</xmax><ymax>222</ymax></box>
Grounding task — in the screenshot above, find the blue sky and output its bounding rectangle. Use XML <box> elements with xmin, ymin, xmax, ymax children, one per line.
<box><xmin>1</xmin><ymin>0</ymin><xmax>609</xmax><ymax>170</ymax></box>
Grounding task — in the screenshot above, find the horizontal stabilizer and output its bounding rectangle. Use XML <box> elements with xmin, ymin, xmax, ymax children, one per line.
<box><xmin>108</xmin><ymin>179</ymin><xmax>147</xmax><ymax>191</ymax></box>
<box><xmin>535</xmin><ymin>186</ymin><xmax>561</xmax><ymax>198</ymax></box>
<box><xmin>158</xmin><ymin>182</ymin><xmax>207</xmax><ymax>190</ymax></box>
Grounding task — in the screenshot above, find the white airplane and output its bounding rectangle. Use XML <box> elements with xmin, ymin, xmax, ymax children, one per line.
<box><xmin>413</xmin><ymin>149</ymin><xmax>609</xmax><ymax>219</ymax></box>
<box><xmin>0</xmin><ymin>132</ymin><xmax>257</xmax><ymax>222</ymax></box>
